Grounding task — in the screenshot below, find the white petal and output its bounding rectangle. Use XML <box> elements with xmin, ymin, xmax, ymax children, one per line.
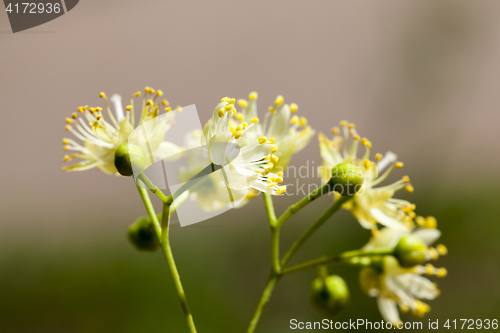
<box><xmin>395</xmin><ymin>274</ymin><xmax>439</xmax><ymax>300</ymax></box>
<box><xmin>370</xmin><ymin>208</ymin><xmax>408</xmax><ymax>231</ymax></box>
<box><xmin>377</xmin><ymin>297</ymin><xmax>400</xmax><ymax>324</ymax></box>
<box><xmin>110</xmin><ymin>94</ymin><xmax>124</xmax><ymax>121</ymax></box>
<box><xmin>155</xmin><ymin>141</ymin><xmax>184</xmax><ymax>161</ymax></box>
<box><xmin>267</xmin><ymin>104</ymin><xmax>291</xmax><ymax>140</ymax></box>
<box><xmin>378</xmin><ymin>151</ymin><xmax>397</xmax><ymax>172</ymax></box>
<box><xmin>412</xmin><ymin>228</ymin><xmax>441</xmax><ymax>245</ymax></box>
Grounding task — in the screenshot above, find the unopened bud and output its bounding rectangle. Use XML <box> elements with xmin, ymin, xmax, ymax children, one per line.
<box><xmin>311</xmin><ymin>275</ymin><xmax>349</xmax><ymax>316</ymax></box>
<box><xmin>329</xmin><ymin>162</ymin><xmax>364</xmax><ymax>196</ymax></box>
<box><xmin>114</xmin><ymin>143</ymin><xmax>146</xmax><ymax>177</ymax></box>
<box><xmin>127</xmin><ymin>217</ymin><xmax>159</xmax><ymax>252</ymax></box>
<box><xmin>394</xmin><ymin>234</ymin><xmax>428</xmax><ymax>267</ymax></box>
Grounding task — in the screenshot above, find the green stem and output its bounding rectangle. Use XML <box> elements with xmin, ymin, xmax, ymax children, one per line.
<box><xmin>160</xmin><ymin>202</ymin><xmax>197</xmax><ymax>333</ymax></box>
<box><xmin>283</xmin><ymin>247</ymin><xmax>394</xmax><ymax>275</ymax></box>
<box><xmin>262</xmin><ymin>194</ymin><xmax>280</xmax><ymax>274</ymax></box>
<box><xmin>136</xmin><ymin>185</ymin><xmax>197</xmax><ymax>333</ymax></box>
<box><xmin>247</xmin><ymin>274</ymin><xmax>280</xmax><ymax>333</ymax></box>
<box><xmin>137</xmin><ymin>172</ymin><xmax>168</xmax><ymax>203</ymax></box>
<box><xmin>280</xmin><ymin>196</ymin><xmax>351</xmax><ymax>268</ymax></box>
<box><xmin>275</xmin><ymin>183</ymin><xmax>333</xmax><ymax>227</ymax></box>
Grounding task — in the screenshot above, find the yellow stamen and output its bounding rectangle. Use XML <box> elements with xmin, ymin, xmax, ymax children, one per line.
<box><xmin>300</xmin><ymin>117</ymin><xmax>307</xmax><ymax>127</ymax></box>
<box><xmin>348</xmin><ymin>123</ymin><xmax>355</xmax><ymax>129</ymax></box>
<box><xmin>340</xmin><ymin>120</ymin><xmax>348</xmax><ymax>127</ymax></box>
<box><xmin>237</xmin><ymin>99</ymin><xmax>248</xmax><ymax>108</ymax></box>
<box><xmin>403</xmin><ymin>175</ymin><xmax>410</xmax><ymax>183</ymax></box>
<box><xmin>250</xmin><ymin>118</ymin><xmax>259</xmax><ymax>123</ymax></box>
<box><xmin>249</xmin><ymin>92</ymin><xmax>258</xmax><ymax>100</ymax></box>
<box><xmin>156</xmin><ymin>90</ymin><xmax>163</xmax><ymax>97</ymax></box>
<box><xmin>258</xmin><ymin>136</ymin><xmax>267</xmax><ymax>144</ymax></box>
<box><xmin>224</xmin><ymin>104</ymin><xmax>233</xmax><ymax>111</ymax></box>
<box><xmin>436</xmin><ymin>244</ymin><xmax>448</xmax><ymax>256</ymax></box>
<box><xmin>96</xmin><ymin>115</ymin><xmax>102</xmax><ymax>120</ymax></box>
<box><xmin>271</xmin><ymin>146</ymin><xmax>278</xmax><ymax>153</ymax></box>
<box><xmin>146</xmin><ymin>99</ymin><xmax>153</xmax><ymax>106</ymax></box>
<box><xmin>65</xmin><ymin>118</ymin><xmax>72</xmax><ymax>124</ymax></box>
<box><xmin>268</xmin><ymin>106</ymin><xmax>276</xmax><ymax>114</ymax></box>
<box><xmin>135</xmin><ymin>91</ymin><xmax>141</xmax><ymax>97</ymax></box>
<box><xmin>436</xmin><ymin>268</ymin><xmax>447</xmax><ymax>278</ymax></box>
<box><xmin>65</xmin><ymin>125</ymin><xmax>71</xmax><ymax>131</ymax></box>
<box><xmin>268</xmin><ymin>138</ymin><xmax>275</xmax><ymax>144</ymax></box>
<box><xmin>271</xmin><ymin>155</ymin><xmax>279</xmax><ymax>163</ymax></box>
<box><xmin>291</xmin><ymin>115</ymin><xmax>299</xmax><ymax>125</ymax></box>
<box><xmin>99</xmin><ymin>92</ymin><xmax>105</xmax><ymax>98</ymax></box>
<box><xmin>274</xmin><ymin>95</ymin><xmax>284</xmax><ymax>106</ymax></box>
<box><xmin>71</xmin><ymin>113</ymin><xmax>77</xmax><ymax>119</ymax></box>
<box><xmin>235</xmin><ymin>112</ymin><xmax>244</xmax><ymax>121</ymax></box>
<box><xmin>331</xmin><ymin>127</ymin><xmax>339</xmax><ymax>134</ymax></box>
<box><xmin>162</xmin><ymin>99</ymin><xmax>169</xmax><ymax>106</ymax></box>
<box><xmin>62</xmin><ymin>138</ymin><xmax>69</xmax><ymax>144</ymax></box>
<box><xmin>165</xmin><ymin>107</ymin><xmax>172</xmax><ymax>112</ymax></box>
<box><xmin>64</xmin><ymin>145</ymin><xmax>69</xmax><ymax>151</ymax></box>
<box><xmin>234</xmin><ymin>131</ymin><xmax>243</xmax><ymax>139</ymax></box>
<box><xmin>405</xmin><ymin>185</ymin><xmax>414</xmax><ymax>193</ymax></box>
<box><xmin>375</xmin><ymin>153</ymin><xmax>383</xmax><ymax>161</ymax></box>
<box><xmin>395</xmin><ymin>162</ymin><xmax>404</xmax><ymax>168</ymax></box>
<box><xmin>126</xmin><ymin>105</ymin><xmax>132</xmax><ymax>111</ymax></box>
<box><xmin>290</xmin><ymin>103</ymin><xmax>298</xmax><ymax>112</ymax></box>
<box><xmin>218</xmin><ymin>108</ymin><xmax>225</xmax><ymax>118</ymax></box>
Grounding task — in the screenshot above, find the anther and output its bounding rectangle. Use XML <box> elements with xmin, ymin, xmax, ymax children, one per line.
<box><xmin>290</xmin><ymin>103</ymin><xmax>298</xmax><ymax>112</ymax></box>
<box><xmin>156</xmin><ymin>90</ymin><xmax>163</xmax><ymax>97</ymax></box>
<box><xmin>271</xmin><ymin>146</ymin><xmax>278</xmax><ymax>153</ymax></box>
<box><xmin>436</xmin><ymin>268</ymin><xmax>447</xmax><ymax>277</ymax></box>
<box><xmin>249</xmin><ymin>92</ymin><xmax>258</xmax><ymax>100</ymax></box>
<box><xmin>234</xmin><ymin>131</ymin><xmax>243</xmax><ymax>139</ymax></box>
<box><xmin>237</xmin><ymin>99</ymin><xmax>248</xmax><ymax>108</ymax></box>
<box><xmin>331</xmin><ymin>127</ymin><xmax>339</xmax><ymax>134</ymax></box>
<box><xmin>405</xmin><ymin>185</ymin><xmax>414</xmax><ymax>193</ymax></box>
<box><xmin>65</xmin><ymin>125</ymin><xmax>71</xmax><ymax>131</ymax></box>
<box><xmin>340</xmin><ymin>120</ymin><xmax>348</xmax><ymax>127</ymax></box>
<box><xmin>126</xmin><ymin>105</ymin><xmax>132</xmax><ymax>111</ymax></box>
<box><xmin>258</xmin><ymin>136</ymin><xmax>267</xmax><ymax>144</ymax></box>
<box><xmin>146</xmin><ymin>99</ymin><xmax>153</xmax><ymax>106</ymax></box>
<box><xmin>268</xmin><ymin>106</ymin><xmax>276</xmax><ymax>114</ymax></box>
<box><xmin>65</xmin><ymin>118</ymin><xmax>72</xmax><ymax>124</ymax></box>
<box><xmin>250</xmin><ymin>118</ymin><xmax>259</xmax><ymax>123</ymax></box>
<box><xmin>436</xmin><ymin>244</ymin><xmax>448</xmax><ymax>256</ymax></box>
<box><xmin>99</xmin><ymin>92</ymin><xmax>106</xmax><ymax>98</ymax></box>
<box><xmin>274</xmin><ymin>95</ymin><xmax>284</xmax><ymax>106</ymax></box>
<box><xmin>395</xmin><ymin>162</ymin><xmax>404</xmax><ymax>168</ymax></box>
<box><xmin>300</xmin><ymin>117</ymin><xmax>307</xmax><ymax>127</ymax></box>
<box><xmin>165</xmin><ymin>107</ymin><xmax>172</xmax><ymax>112</ymax></box>
<box><xmin>291</xmin><ymin>115</ymin><xmax>299</xmax><ymax>125</ymax></box>
<box><xmin>162</xmin><ymin>99</ymin><xmax>169</xmax><ymax>106</ymax></box>
<box><xmin>375</xmin><ymin>153</ymin><xmax>383</xmax><ymax>161</ymax></box>
<box><xmin>403</xmin><ymin>176</ymin><xmax>410</xmax><ymax>183</ymax></box>
<box><xmin>71</xmin><ymin>113</ymin><xmax>77</xmax><ymax>119</ymax></box>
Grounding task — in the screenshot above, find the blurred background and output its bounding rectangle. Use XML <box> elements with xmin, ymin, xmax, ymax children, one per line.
<box><xmin>1</xmin><ymin>0</ymin><xmax>500</xmax><ymax>332</ymax></box>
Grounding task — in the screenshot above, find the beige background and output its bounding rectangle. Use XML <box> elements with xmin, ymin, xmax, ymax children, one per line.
<box><xmin>1</xmin><ymin>1</ymin><xmax>500</xmax><ymax>332</ymax></box>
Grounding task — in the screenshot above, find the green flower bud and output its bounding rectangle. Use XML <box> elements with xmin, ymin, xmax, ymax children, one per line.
<box><xmin>311</xmin><ymin>275</ymin><xmax>349</xmax><ymax>316</ymax></box>
<box><xmin>394</xmin><ymin>234</ymin><xmax>427</xmax><ymax>267</ymax></box>
<box><xmin>114</xmin><ymin>143</ymin><xmax>146</xmax><ymax>177</ymax></box>
<box><xmin>329</xmin><ymin>162</ymin><xmax>364</xmax><ymax>196</ymax></box>
<box><xmin>127</xmin><ymin>217</ymin><xmax>159</xmax><ymax>252</ymax></box>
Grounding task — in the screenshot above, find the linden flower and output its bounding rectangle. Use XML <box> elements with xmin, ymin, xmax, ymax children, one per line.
<box><xmin>234</xmin><ymin>92</ymin><xmax>315</xmax><ymax>171</ymax></box>
<box><xmin>319</xmin><ymin>120</ymin><xmax>416</xmax><ymax>232</ymax></box>
<box><xmin>62</xmin><ymin>88</ymin><xmax>183</xmax><ymax>175</ymax></box>
<box><xmin>178</xmin><ymin>130</ymin><xmax>250</xmax><ymax>212</ymax></box>
<box><xmin>201</xmin><ymin>97</ymin><xmax>286</xmax><ymax>196</ymax></box>
<box><xmin>360</xmin><ymin>228</ymin><xmax>448</xmax><ymax>326</ymax></box>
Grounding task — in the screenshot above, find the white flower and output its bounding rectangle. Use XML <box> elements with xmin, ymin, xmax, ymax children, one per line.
<box><xmin>234</xmin><ymin>92</ymin><xmax>315</xmax><ymax>171</ymax></box>
<box><xmin>201</xmin><ymin>97</ymin><xmax>286</xmax><ymax>196</ymax></box>
<box><xmin>178</xmin><ymin>130</ymin><xmax>250</xmax><ymax>212</ymax></box>
<box><xmin>360</xmin><ymin>228</ymin><xmax>448</xmax><ymax>325</ymax></box>
<box><xmin>319</xmin><ymin>121</ymin><xmax>416</xmax><ymax>232</ymax></box>
<box><xmin>62</xmin><ymin>88</ymin><xmax>183</xmax><ymax>175</ymax></box>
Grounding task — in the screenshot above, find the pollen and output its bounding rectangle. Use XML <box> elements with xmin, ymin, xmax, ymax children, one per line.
<box><xmin>237</xmin><ymin>99</ymin><xmax>248</xmax><ymax>108</ymax></box>
<box><xmin>156</xmin><ymin>90</ymin><xmax>163</xmax><ymax>97</ymax></box>
<box><xmin>271</xmin><ymin>146</ymin><xmax>278</xmax><ymax>153</ymax></box>
<box><xmin>277</xmin><ymin>171</ymin><xmax>283</xmax><ymax>177</ymax></box>
<box><xmin>268</xmin><ymin>138</ymin><xmax>275</xmax><ymax>144</ymax></box>
<box><xmin>224</xmin><ymin>104</ymin><xmax>234</xmax><ymax>111</ymax></box>
<box><xmin>234</xmin><ymin>131</ymin><xmax>243</xmax><ymax>139</ymax></box>
<box><xmin>436</xmin><ymin>268</ymin><xmax>447</xmax><ymax>278</ymax></box>
<box><xmin>290</xmin><ymin>103</ymin><xmax>298</xmax><ymax>112</ymax></box>
<box><xmin>96</xmin><ymin>115</ymin><xmax>102</xmax><ymax>120</ymax></box>
<box><xmin>258</xmin><ymin>136</ymin><xmax>267</xmax><ymax>144</ymax></box>
<box><xmin>250</xmin><ymin>118</ymin><xmax>259</xmax><ymax>123</ymax></box>
<box><xmin>436</xmin><ymin>244</ymin><xmax>448</xmax><ymax>256</ymax></box>
<box><xmin>276</xmin><ymin>185</ymin><xmax>286</xmax><ymax>195</ymax></box>
<box><xmin>220</xmin><ymin>97</ymin><xmax>231</xmax><ymax>103</ymax></box>
<box><xmin>144</xmin><ymin>87</ymin><xmax>151</xmax><ymax>93</ymax></box>
<box><xmin>99</xmin><ymin>92</ymin><xmax>106</xmax><ymax>98</ymax></box>
<box><xmin>403</xmin><ymin>176</ymin><xmax>410</xmax><ymax>183</ymax></box>
<box><xmin>62</xmin><ymin>138</ymin><xmax>69</xmax><ymax>144</ymax></box>
<box><xmin>271</xmin><ymin>155</ymin><xmax>279</xmax><ymax>163</ymax></box>
<box><xmin>165</xmin><ymin>107</ymin><xmax>172</xmax><ymax>112</ymax></box>
<box><xmin>274</xmin><ymin>95</ymin><xmax>284</xmax><ymax>106</ymax></box>
<box><xmin>149</xmin><ymin>88</ymin><xmax>155</xmax><ymax>95</ymax></box>
<box><xmin>249</xmin><ymin>92</ymin><xmax>258</xmax><ymax>100</ymax></box>
<box><xmin>126</xmin><ymin>105</ymin><xmax>132</xmax><ymax>111</ymax></box>
<box><xmin>395</xmin><ymin>162</ymin><xmax>404</xmax><ymax>168</ymax></box>
<box><xmin>162</xmin><ymin>99</ymin><xmax>169</xmax><ymax>106</ymax></box>
<box><xmin>135</xmin><ymin>91</ymin><xmax>141</xmax><ymax>97</ymax></box>
<box><xmin>405</xmin><ymin>185</ymin><xmax>414</xmax><ymax>193</ymax></box>
<box><xmin>235</xmin><ymin>113</ymin><xmax>245</xmax><ymax>121</ymax></box>
<box><xmin>146</xmin><ymin>99</ymin><xmax>153</xmax><ymax>106</ymax></box>
<box><xmin>71</xmin><ymin>113</ymin><xmax>77</xmax><ymax>119</ymax></box>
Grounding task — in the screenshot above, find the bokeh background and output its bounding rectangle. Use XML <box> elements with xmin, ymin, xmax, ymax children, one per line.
<box><xmin>1</xmin><ymin>0</ymin><xmax>500</xmax><ymax>332</ymax></box>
